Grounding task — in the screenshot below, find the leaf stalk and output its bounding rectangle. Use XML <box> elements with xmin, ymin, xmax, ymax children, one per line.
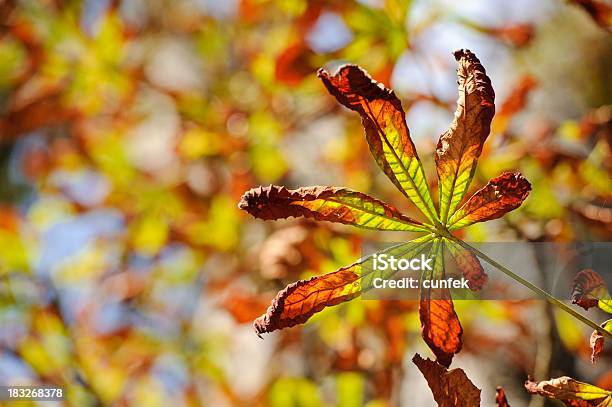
<box><xmin>445</xmin><ymin>234</ymin><xmax>612</xmax><ymax>339</ymax></box>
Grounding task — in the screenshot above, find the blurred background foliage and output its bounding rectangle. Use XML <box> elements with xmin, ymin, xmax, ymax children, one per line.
<box><xmin>0</xmin><ymin>0</ymin><xmax>610</xmax><ymax>406</ymax></box>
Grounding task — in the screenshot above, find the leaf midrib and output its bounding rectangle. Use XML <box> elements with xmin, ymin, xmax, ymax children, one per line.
<box><xmin>362</xmin><ymin>100</ymin><xmax>439</xmax><ymax>224</ymax></box>
<box><xmin>285</xmin><ymin>237</ymin><xmax>435</xmax><ymax>306</ymax></box>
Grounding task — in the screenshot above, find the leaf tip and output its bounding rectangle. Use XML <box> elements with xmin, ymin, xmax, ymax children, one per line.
<box><xmin>254</xmin><ymin>319</ymin><xmax>265</xmax><ymax>339</ymax></box>
<box><xmin>452</xmin><ymin>48</ymin><xmax>469</xmax><ymax>61</ymax></box>
<box><xmin>452</xmin><ymin>48</ymin><xmax>481</xmax><ymax>64</ymax></box>
<box><xmin>316</xmin><ymin>66</ymin><xmax>330</xmax><ymax>79</ymax></box>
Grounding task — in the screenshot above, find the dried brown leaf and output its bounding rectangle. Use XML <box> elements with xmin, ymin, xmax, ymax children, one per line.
<box><xmin>436</xmin><ymin>49</ymin><xmax>495</xmax><ymax>224</ymax></box>
<box><xmin>590</xmin><ymin>329</ymin><xmax>604</xmax><ymax>364</ymax></box>
<box><xmin>571</xmin><ymin>269</ymin><xmax>609</xmax><ymax>311</ymax></box>
<box><xmin>238</xmin><ymin>185</ymin><xmax>426</xmax><ymax>231</ymax></box>
<box><xmin>525</xmin><ymin>376</ymin><xmax>612</xmax><ymax>406</ymax></box>
<box><xmin>412</xmin><ymin>353</ymin><xmax>481</xmax><ymax>407</ymax></box>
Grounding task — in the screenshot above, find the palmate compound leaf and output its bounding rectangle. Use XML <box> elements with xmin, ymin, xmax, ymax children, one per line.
<box><xmin>253</xmin><ymin>236</ymin><xmax>435</xmax><ymax>336</ymax></box>
<box><xmin>317</xmin><ymin>64</ymin><xmax>439</xmax><ymax>224</ymax></box>
<box><xmin>525</xmin><ymin>376</ymin><xmax>612</xmax><ymax>406</ymax></box>
<box><xmin>239</xmin><ymin>51</ymin><xmax>532</xmax><ymax>368</ymax></box>
<box><xmin>419</xmin><ymin>239</ymin><xmax>463</xmax><ymax>367</ymax></box>
<box><xmin>238</xmin><ymin>185</ymin><xmax>428</xmax><ymax>232</ymax></box>
<box><xmin>447</xmin><ymin>172</ymin><xmax>531</xmax><ymax>231</ymax></box>
<box><xmin>412</xmin><ymin>353</ymin><xmax>481</xmax><ymax>407</ymax></box>
<box><xmin>436</xmin><ymin>49</ymin><xmax>496</xmax><ymax>224</ymax></box>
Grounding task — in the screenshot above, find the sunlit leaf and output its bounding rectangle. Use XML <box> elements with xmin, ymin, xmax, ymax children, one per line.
<box><xmin>525</xmin><ymin>376</ymin><xmax>612</xmax><ymax>406</ymax></box>
<box><xmin>239</xmin><ymin>185</ymin><xmax>428</xmax><ymax>231</ymax></box>
<box><xmin>412</xmin><ymin>353</ymin><xmax>481</xmax><ymax>407</ymax></box>
<box><xmin>447</xmin><ymin>172</ymin><xmax>531</xmax><ymax>230</ymax></box>
<box><xmin>419</xmin><ymin>240</ymin><xmax>463</xmax><ymax>367</ymax></box>
<box><xmin>254</xmin><ymin>236</ymin><xmax>434</xmax><ymax>336</ymax></box>
<box><xmin>318</xmin><ymin>64</ymin><xmax>438</xmax><ymax>223</ymax></box>
<box><xmin>571</xmin><ymin>269</ymin><xmax>612</xmax><ymax>312</ymax></box>
<box><xmin>436</xmin><ymin>49</ymin><xmax>495</xmax><ymax>224</ymax></box>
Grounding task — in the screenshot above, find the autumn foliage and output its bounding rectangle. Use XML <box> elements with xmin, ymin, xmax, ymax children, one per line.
<box><xmin>1</xmin><ymin>1</ymin><xmax>611</xmax><ymax>406</ymax></box>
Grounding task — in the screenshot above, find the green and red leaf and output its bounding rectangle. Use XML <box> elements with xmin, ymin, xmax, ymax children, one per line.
<box><xmin>238</xmin><ymin>185</ymin><xmax>427</xmax><ymax>232</ymax></box>
<box><xmin>447</xmin><ymin>172</ymin><xmax>531</xmax><ymax>230</ymax></box>
<box><xmin>436</xmin><ymin>49</ymin><xmax>495</xmax><ymax>224</ymax></box>
<box><xmin>254</xmin><ymin>265</ymin><xmax>360</xmax><ymax>337</ymax></box>
<box><xmin>525</xmin><ymin>376</ymin><xmax>612</xmax><ymax>406</ymax></box>
<box><xmin>419</xmin><ymin>240</ymin><xmax>463</xmax><ymax>367</ymax></box>
<box><xmin>254</xmin><ymin>236</ymin><xmax>434</xmax><ymax>336</ymax></box>
<box><xmin>412</xmin><ymin>353</ymin><xmax>481</xmax><ymax>407</ymax></box>
<box><xmin>571</xmin><ymin>269</ymin><xmax>612</xmax><ymax>312</ymax></box>
<box><xmin>318</xmin><ymin>64</ymin><xmax>438</xmax><ymax>223</ymax></box>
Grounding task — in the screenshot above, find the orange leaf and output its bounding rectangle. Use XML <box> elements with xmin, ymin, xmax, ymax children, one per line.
<box><xmin>254</xmin><ymin>237</ymin><xmax>435</xmax><ymax>336</ymax></box>
<box><xmin>254</xmin><ymin>265</ymin><xmax>360</xmax><ymax>337</ymax></box>
<box><xmin>318</xmin><ymin>64</ymin><xmax>438</xmax><ymax>223</ymax></box>
<box><xmin>412</xmin><ymin>353</ymin><xmax>481</xmax><ymax>407</ymax></box>
<box><xmin>496</xmin><ymin>386</ymin><xmax>512</xmax><ymax>407</ymax></box>
<box><xmin>238</xmin><ymin>185</ymin><xmax>426</xmax><ymax>231</ymax></box>
<box><xmin>590</xmin><ymin>329</ymin><xmax>604</xmax><ymax>364</ymax></box>
<box><xmin>571</xmin><ymin>269</ymin><xmax>610</xmax><ymax>311</ymax></box>
<box><xmin>447</xmin><ymin>172</ymin><xmax>531</xmax><ymax>230</ymax></box>
<box><xmin>419</xmin><ymin>240</ymin><xmax>463</xmax><ymax>367</ymax></box>
<box><xmin>525</xmin><ymin>376</ymin><xmax>612</xmax><ymax>406</ymax></box>
<box><xmin>436</xmin><ymin>49</ymin><xmax>495</xmax><ymax>224</ymax></box>
<box><xmin>419</xmin><ymin>288</ymin><xmax>463</xmax><ymax>367</ymax></box>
